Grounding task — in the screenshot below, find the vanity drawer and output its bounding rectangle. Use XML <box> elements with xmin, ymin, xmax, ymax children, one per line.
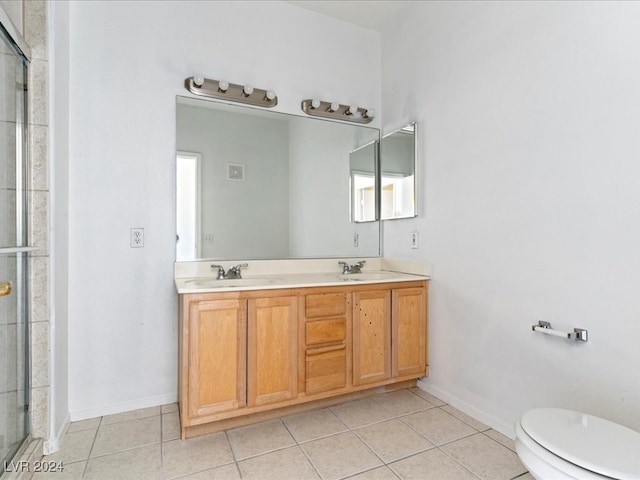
<box><xmin>305</xmin><ymin>317</ymin><xmax>346</xmax><ymax>346</ymax></box>
<box><xmin>305</xmin><ymin>293</ymin><xmax>347</xmax><ymax>318</ymax></box>
<box><xmin>305</xmin><ymin>345</ymin><xmax>346</xmax><ymax>395</ymax></box>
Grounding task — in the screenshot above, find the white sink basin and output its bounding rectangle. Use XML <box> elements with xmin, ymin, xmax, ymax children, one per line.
<box><xmin>337</xmin><ymin>272</ymin><xmax>398</xmax><ymax>282</ymax></box>
<box><xmin>184</xmin><ymin>277</ymin><xmax>275</xmax><ymax>288</ymax></box>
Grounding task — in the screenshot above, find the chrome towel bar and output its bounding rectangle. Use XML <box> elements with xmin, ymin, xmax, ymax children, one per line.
<box><xmin>532</xmin><ymin>321</ymin><xmax>588</xmax><ymax>342</ymax></box>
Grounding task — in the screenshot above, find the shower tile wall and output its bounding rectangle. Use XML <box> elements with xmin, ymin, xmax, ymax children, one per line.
<box><xmin>26</xmin><ymin>0</ymin><xmax>50</xmax><ymax>441</ymax></box>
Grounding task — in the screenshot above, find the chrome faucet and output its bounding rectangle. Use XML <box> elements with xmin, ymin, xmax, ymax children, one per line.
<box><xmin>210</xmin><ymin>263</ymin><xmax>248</xmax><ymax>280</ymax></box>
<box><xmin>226</xmin><ymin>263</ymin><xmax>247</xmax><ymax>279</ymax></box>
<box><xmin>339</xmin><ymin>260</ymin><xmax>366</xmax><ymax>274</ymax></box>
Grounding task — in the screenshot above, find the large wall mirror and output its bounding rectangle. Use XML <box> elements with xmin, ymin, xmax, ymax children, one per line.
<box><xmin>176</xmin><ymin>96</ymin><xmax>381</xmax><ymax>261</ymax></box>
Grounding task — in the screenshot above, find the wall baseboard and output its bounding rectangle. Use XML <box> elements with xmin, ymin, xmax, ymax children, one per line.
<box><xmin>416</xmin><ymin>378</ymin><xmax>515</xmax><ymax>439</ymax></box>
<box><xmin>69</xmin><ymin>392</ymin><xmax>177</xmax><ymax>422</ymax></box>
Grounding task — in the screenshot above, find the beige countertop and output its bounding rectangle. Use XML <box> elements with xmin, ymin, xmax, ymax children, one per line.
<box><xmin>174</xmin><ymin>257</ymin><xmax>431</xmax><ymax>294</ymax></box>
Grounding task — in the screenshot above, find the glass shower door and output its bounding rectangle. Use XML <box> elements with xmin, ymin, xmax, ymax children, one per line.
<box><xmin>0</xmin><ymin>20</ymin><xmax>30</xmax><ymax>473</ymax></box>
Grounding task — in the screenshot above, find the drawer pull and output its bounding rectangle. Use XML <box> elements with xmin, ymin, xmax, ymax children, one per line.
<box><xmin>306</xmin><ymin>344</ymin><xmax>346</xmax><ymax>356</ymax></box>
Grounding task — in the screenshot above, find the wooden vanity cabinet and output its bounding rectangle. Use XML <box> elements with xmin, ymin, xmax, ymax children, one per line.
<box><xmin>301</xmin><ymin>292</ymin><xmax>351</xmax><ymax>395</ymax></box>
<box><xmin>179</xmin><ymin>290</ymin><xmax>299</xmax><ymax>437</ymax></box>
<box><xmin>178</xmin><ymin>280</ymin><xmax>428</xmax><ymax>439</ymax></box>
<box><xmin>247</xmin><ymin>295</ymin><xmax>298</xmax><ymax>407</ymax></box>
<box><xmin>352</xmin><ymin>289</ymin><xmax>391</xmax><ymax>386</ymax></box>
<box><xmin>351</xmin><ymin>285</ymin><xmax>428</xmax><ymax>385</ymax></box>
<box><xmin>392</xmin><ymin>287</ymin><xmax>427</xmax><ymax>377</ymax></box>
<box><xmin>182</xmin><ymin>297</ymin><xmax>247</xmax><ymax>419</ymax></box>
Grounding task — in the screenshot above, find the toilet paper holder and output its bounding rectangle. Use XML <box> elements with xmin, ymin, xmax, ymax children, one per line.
<box><xmin>532</xmin><ymin>321</ymin><xmax>588</xmax><ymax>342</ymax></box>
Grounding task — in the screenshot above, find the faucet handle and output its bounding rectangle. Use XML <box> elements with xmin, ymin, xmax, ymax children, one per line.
<box><xmin>210</xmin><ymin>264</ymin><xmax>225</xmax><ymax>280</ymax></box>
<box><xmin>356</xmin><ymin>260</ymin><xmax>366</xmax><ymax>267</ymax></box>
<box><xmin>230</xmin><ymin>263</ymin><xmax>248</xmax><ymax>279</ymax></box>
<box><xmin>338</xmin><ymin>261</ymin><xmax>351</xmax><ymax>274</ymax></box>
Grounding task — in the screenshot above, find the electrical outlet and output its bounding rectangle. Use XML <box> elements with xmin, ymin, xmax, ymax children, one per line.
<box><xmin>130</xmin><ymin>228</ymin><xmax>144</xmax><ymax>248</ymax></box>
<box><xmin>203</xmin><ymin>234</ymin><xmax>214</xmax><ymax>244</ymax></box>
<box><xmin>353</xmin><ymin>233</ymin><xmax>359</xmax><ymax>247</ymax></box>
<box><xmin>411</xmin><ymin>231</ymin><xmax>419</xmax><ymax>249</ymax></box>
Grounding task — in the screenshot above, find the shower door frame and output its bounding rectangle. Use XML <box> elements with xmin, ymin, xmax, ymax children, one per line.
<box><xmin>0</xmin><ymin>11</ymin><xmax>33</xmax><ymax>475</ymax></box>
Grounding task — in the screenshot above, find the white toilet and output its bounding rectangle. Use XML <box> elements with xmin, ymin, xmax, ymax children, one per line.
<box><xmin>515</xmin><ymin>408</ymin><xmax>640</xmax><ymax>480</ymax></box>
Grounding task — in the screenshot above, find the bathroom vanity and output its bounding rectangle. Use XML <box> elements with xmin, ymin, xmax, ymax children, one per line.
<box><xmin>175</xmin><ymin>260</ymin><xmax>429</xmax><ymax>439</ymax></box>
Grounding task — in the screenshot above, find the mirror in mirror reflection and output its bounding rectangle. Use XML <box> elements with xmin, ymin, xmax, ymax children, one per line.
<box><xmin>381</xmin><ymin>123</ymin><xmax>417</xmax><ymax>220</ymax></box>
<box><xmin>351</xmin><ymin>123</ymin><xmax>417</xmax><ymax>222</ymax></box>
<box><xmin>175</xmin><ymin>96</ymin><xmax>381</xmax><ymax>261</ymax></box>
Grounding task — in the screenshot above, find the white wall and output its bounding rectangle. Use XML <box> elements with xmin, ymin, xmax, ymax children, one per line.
<box><xmin>50</xmin><ymin>0</ymin><xmax>71</xmax><ymax>449</ymax></box>
<box><xmin>65</xmin><ymin>1</ymin><xmax>380</xmax><ymax>419</ymax></box>
<box><xmin>382</xmin><ymin>1</ymin><xmax>640</xmax><ymax>434</ymax></box>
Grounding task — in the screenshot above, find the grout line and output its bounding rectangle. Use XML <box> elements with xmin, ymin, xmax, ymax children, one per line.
<box><xmin>79</xmin><ymin>415</ymin><xmax>102</xmax><ymax>479</ymax></box>
<box><xmin>437</xmin><ymin>445</ymin><xmax>484</xmax><ymax>480</ymax></box>
<box><xmin>223</xmin><ymin>429</ymin><xmax>237</xmax><ymax>462</ymax></box>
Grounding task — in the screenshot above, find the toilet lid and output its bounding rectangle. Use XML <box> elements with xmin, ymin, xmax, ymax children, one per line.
<box><xmin>521</xmin><ymin>408</ymin><xmax>640</xmax><ymax>480</ymax></box>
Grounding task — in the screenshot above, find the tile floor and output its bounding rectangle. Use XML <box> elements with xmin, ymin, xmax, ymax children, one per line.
<box><xmin>34</xmin><ymin>389</ymin><xmax>533</xmax><ymax>480</ymax></box>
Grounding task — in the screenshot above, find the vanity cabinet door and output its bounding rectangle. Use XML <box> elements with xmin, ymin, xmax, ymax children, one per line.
<box><xmin>247</xmin><ymin>295</ymin><xmax>298</xmax><ymax>407</ymax></box>
<box><xmin>187</xmin><ymin>298</ymin><xmax>247</xmax><ymax>418</ymax></box>
<box><xmin>392</xmin><ymin>286</ymin><xmax>428</xmax><ymax>378</ymax></box>
<box><xmin>352</xmin><ymin>289</ymin><xmax>391</xmax><ymax>385</ymax></box>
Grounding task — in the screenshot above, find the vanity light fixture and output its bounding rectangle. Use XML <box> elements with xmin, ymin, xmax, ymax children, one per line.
<box><xmin>301</xmin><ymin>99</ymin><xmax>374</xmax><ymax>124</ymax></box>
<box><xmin>185</xmin><ymin>75</ymin><xmax>277</xmax><ymax>108</ymax></box>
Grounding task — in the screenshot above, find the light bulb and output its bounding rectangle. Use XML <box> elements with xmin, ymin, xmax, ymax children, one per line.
<box><xmin>218</xmin><ymin>80</ymin><xmax>229</xmax><ymax>92</ymax></box>
<box><xmin>193</xmin><ymin>75</ymin><xmax>205</xmax><ymax>87</ymax></box>
<box><xmin>364</xmin><ymin>109</ymin><xmax>375</xmax><ymax>119</ymax></box>
<box><xmin>328</xmin><ymin>102</ymin><xmax>340</xmax><ymax>112</ymax></box>
<box><xmin>347</xmin><ymin>105</ymin><xmax>359</xmax><ymax>115</ymax></box>
<box><xmin>265</xmin><ymin>89</ymin><xmax>276</xmax><ymax>101</ymax></box>
<box><xmin>243</xmin><ymin>85</ymin><xmax>254</xmax><ymax>96</ymax></box>
<box><xmin>311</xmin><ymin>99</ymin><xmax>321</xmax><ymax>109</ymax></box>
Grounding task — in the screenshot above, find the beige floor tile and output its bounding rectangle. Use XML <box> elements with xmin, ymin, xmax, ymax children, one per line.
<box><xmin>43</xmin><ymin>428</ymin><xmax>96</xmax><ymax>464</ymax></box>
<box><xmin>162</xmin><ymin>432</ymin><xmax>234</xmax><ymax>479</ymax></box>
<box><xmin>355</xmin><ymin>419</ymin><xmax>435</xmax><ymax>463</ymax></box>
<box><xmin>513</xmin><ymin>474</ymin><xmax>534</xmax><ymax>480</ymax></box>
<box><xmin>226</xmin><ymin>419</ymin><xmax>295</xmax><ymax>460</ymax></box>
<box><xmin>282</xmin><ymin>408</ymin><xmax>349</xmax><ymax>443</ymax></box>
<box><xmin>84</xmin><ymin>444</ymin><xmax>162</xmax><ymax>480</ymax></box>
<box><xmin>162</xmin><ymin>403</ymin><xmax>179</xmax><ymax>414</ymax></box>
<box><xmin>31</xmin><ymin>461</ymin><xmax>85</xmax><ymax>480</ymax></box>
<box><xmin>372</xmin><ymin>390</ymin><xmax>436</xmax><ymax>416</ymax></box>
<box><xmin>301</xmin><ymin>431</ymin><xmax>383</xmax><ymax>480</ymax></box>
<box><xmin>66</xmin><ymin>417</ymin><xmax>101</xmax><ymax>434</ymax></box>
<box><xmin>177</xmin><ymin>464</ymin><xmax>241</xmax><ymax>479</ymax></box>
<box><xmin>440</xmin><ymin>405</ymin><xmax>489</xmax><ymax>432</ymax></box>
<box><xmin>330</xmin><ymin>398</ymin><xmax>395</xmax><ymax>429</ymax></box>
<box><xmin>91</xmin><ymin>415</ymin><xmax>160</xmax><ymax>457</ymax></box>
<box><xmin>389</xmin><ymin>449</ymin><xmax>477</xmax><ymax>480</ymax></box>
<box><xmin>401</xmin><ymin>408</ymin><xmax>476</xmax><ymax>446</ymax></box>
<box><xmin>346</xmin><ymin>466</ymin><xmax>400</xmax><ymax>480</ymax></box>
<box><xmin>101</xmin><ymin>405</ymin><xmax>161</xmax><ymax>425</ymax></box>
<box><xmin>162</xmin><ymin>411</ymin><xmax>181</xmax><ymax>442</ymax></box>
<box><xmin>410</xmin><ymin>388</ymin><xmax>447</xmax><ymax>407</ymax></box>
<box><xmin>238</xmin><ymin>445</ymin><xmax>320</xmax><ymax>480</ymax></box>
<box><xmin>484</xmin><ymin>429</ymin><xmax>516</xmax><ymax>452</ymax></box>
<box><xmin>441</xmin><ymin>433</ymin><xmax>527</xmax><ymax>480</ymax></box>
